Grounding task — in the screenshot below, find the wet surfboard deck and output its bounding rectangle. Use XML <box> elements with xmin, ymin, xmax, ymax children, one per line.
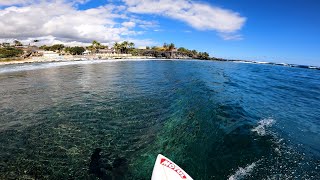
<box><xmin>151</xmin><ymin>154</ymin><xmax>193</xmax><ymax>180</ymax></box>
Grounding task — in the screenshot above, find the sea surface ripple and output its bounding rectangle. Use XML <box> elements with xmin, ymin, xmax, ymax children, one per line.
<box><xmin>0</xmin><ymin>60</ymin><xmax>319</xmax><ymax>179</ymax></box>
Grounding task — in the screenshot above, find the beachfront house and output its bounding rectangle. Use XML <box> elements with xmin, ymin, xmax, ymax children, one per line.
<box><xmin>16</xmin><ymin>46</ymin><xmax>42</xmax><ymax>58</ymax></box>
<box><xmin>29</xmin><ymin>50</ymin><xmax>63</xmax><ymax>61</ymax></box>
<box><xmin>83</xmin><ymin>50</ymin><xmax>91</xmax><ymax>55</ymax></box>
<box><xmin>96</xmin><ymin>48</ymin><xmax>133</xmax><ymax>58</ymax></box>
<box><xmin>38</xmin><ymin>50</ymin><xmax>60</xmax><ymax>58</ymax></box>
<box><xmin>97</xmin><ymin>48</ymin><xmax>116</xmax><ymax>54</ymax></box>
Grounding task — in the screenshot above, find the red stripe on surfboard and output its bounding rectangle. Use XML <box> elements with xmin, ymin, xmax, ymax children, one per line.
<box><xmin>160</xmin><ymin>158</ymin><xmax>187</xmax><ymax>179</ymax></box>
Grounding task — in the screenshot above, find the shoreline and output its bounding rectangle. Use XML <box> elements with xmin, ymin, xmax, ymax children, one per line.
<box><xmin>0</xmin><ymin>56</ymin><xmax>319</xmax><ymax>71</ymax></box>
<box><xmin>0</xmin><ymin>56</ymin><xmax>159</xmax><ymax>66</ymax></box>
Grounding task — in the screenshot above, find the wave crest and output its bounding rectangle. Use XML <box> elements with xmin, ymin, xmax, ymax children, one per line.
<box><xmin>251</xmin><ymin>118</ymin><xmax>275</xmax><ymax>136</ymax></box>
<box><xmin>228</xmin><ymin>161</ymin><xmax>259</xmax><ymax>180</ymax></box>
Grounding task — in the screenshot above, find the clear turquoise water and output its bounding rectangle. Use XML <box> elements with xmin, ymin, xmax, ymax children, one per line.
<box><xmin>0</xmin><ymin>60</ymin><xmax>319</xmax><ymax>179</ymax></box>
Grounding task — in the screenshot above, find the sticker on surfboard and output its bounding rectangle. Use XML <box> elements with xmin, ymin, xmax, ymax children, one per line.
<box><xmin>151</xmin><ymin>154</ymin><xmax>193</xmax><ymax>180</ymax></box>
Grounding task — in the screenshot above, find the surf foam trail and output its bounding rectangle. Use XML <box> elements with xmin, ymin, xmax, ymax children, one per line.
<box><xmin>251</xmin><ymin>118</ymin><xmax>275</xmax><ymax>136</ymax></box>
<box><xmin>228</xmin><ymin>161</ymin><xmax>259</xmax><ymax>180</ymax></box>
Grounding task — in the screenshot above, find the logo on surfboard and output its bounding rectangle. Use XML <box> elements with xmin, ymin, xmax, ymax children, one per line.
<box><xmin>160</xmin><ymin>158</ymin><xmax>187</xmax><ymax>179</ymax></box>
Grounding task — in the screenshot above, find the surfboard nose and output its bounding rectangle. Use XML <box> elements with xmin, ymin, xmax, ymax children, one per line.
<box><xmin>151</xmin><ymin>154</ymin><xmax>193</xmax><ymax>180</ymax></box>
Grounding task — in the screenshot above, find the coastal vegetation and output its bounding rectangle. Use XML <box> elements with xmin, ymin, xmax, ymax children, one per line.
<box><xmin>0</xmin><ymin>40</ymin><xmax>213</xmax><ymax>61</ymax></box>
<box><xmin>65</xmin><ymin>46</ymin><xmax>86</xmax><ymax>55</ymax></box>
<box><xmin>0</xmin><ymin>47</ymin><xmax>24</xmax><ymax>58</ymax></box>
<box><xmin>40</xmin><ymin>44</ymin><xmax>65</xmax><ymax>52</ymax></box>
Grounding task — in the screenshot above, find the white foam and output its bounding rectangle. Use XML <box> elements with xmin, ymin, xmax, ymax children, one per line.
<box><xmin>0</xmin><ymin>59</ymin><xmax>156</xmax><ymax>74</ymax></box>
<box><xmin>254</xmin><ymin>61</ymin><xmax>270</xmax><ymax>64</ymax></box>
<box><xmin>251</xmin><ymin>118</ymin><xmax>275</xmax><ymax>136</ymax></box>
<box><xmin>228</xmin><ymin>161</ymin><xmax>259</xmax><ymax>180</ymax></box>
<box><xmin>233</xmin><ymin>61</ymin><xmax>254</xmax><ymax>64</ymax></box>
<box><xmin>308</xmin><ymin>66</ymin><xmax>318</xmax><ymax>69</ymax></box>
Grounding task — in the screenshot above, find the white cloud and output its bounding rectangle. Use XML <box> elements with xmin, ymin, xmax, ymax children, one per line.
<box><xmin>0</xmin><ymin>0</ymin><xmax>92</xmax><ymax>6</ymax></box>
<box><xmin>127</xmin><ymin>38</ymin><xmax>156</xmax><ymax>47</ymax></box>
<box><xmin>134</xmin><ymin>19</ymin><xmax>158</xmax><ymax>29</ymax></box>
<box><xmin>219</xmin><ymin>33</ymin><xmax>243</xmax><ymax>40</ymax></box>
<box><xmin>0</xmin><ymin>0</ymin><xmax>29</xmax><ymax>6</ymax></box>
<box><xmin>0</xmin><ymin>1</ymin><xmax>154</xmax><ymax>46</ymax></box>
<box><xmin>123</xmin><ymin>0</ymin><xmax>246</xmax><ymax>33</ymax></box>
<box><xmin>0</xmin><ymin>0</ymin><xmax>246</xmax><ymax>46</ymax></box>
<box><xmin>122</xmin><ymin>21</ymin><xmax>136</xmax><ymax>28</ymax></box>
<box><xmin>0</xmin><ymin>36</ymin><xmax>92</xmax><ymax>46</ymax></box>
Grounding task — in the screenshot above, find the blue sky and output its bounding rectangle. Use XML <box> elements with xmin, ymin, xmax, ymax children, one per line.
<box><xmin>0</xmin><ymin>0</ymin><xmax>319</xmax><ymax>65</ymax></box>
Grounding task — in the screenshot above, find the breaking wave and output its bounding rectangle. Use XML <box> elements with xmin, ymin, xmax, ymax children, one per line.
<box><xmin>228</xmin><ymin>161</ymin><xmax>260</xmax><ymax>180</ymax></box>
<box><xmin>0</xmin><ymin>59</ymin><xmax>154</xmax><ymax>74</ymax></box>
<box><xmin>251</xmin><ymin>118</ymin><xmax>275</xmax><ymax>136</ymax></box>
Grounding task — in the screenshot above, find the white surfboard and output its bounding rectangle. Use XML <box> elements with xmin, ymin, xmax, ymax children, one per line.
<box><xmin>151</xmin><ymin>154</ymin><xmax>193</xmax><ymax>180</ymax></box>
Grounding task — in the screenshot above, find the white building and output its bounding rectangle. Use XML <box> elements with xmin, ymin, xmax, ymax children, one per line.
<box><xmin>38</xmin><ymin>50</ymin><xmax>60</xmax><ymax>58</ymax></box>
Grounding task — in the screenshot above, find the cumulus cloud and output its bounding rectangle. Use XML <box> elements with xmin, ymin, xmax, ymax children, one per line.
<box><xmin>0</xmin><ymin>2</ymin><xmax>123</xmax><ymax>42</ymax></box>
<box><xmin>0</xmin><ymin>0</ymin><xmax>152</xmax><ymax>45</ymax></box>
<box><xmin>0</xmin><ymin>0</ymin><xmax>89</xmax><ymax>6</ymax></box>
<box><xmin>0</xmin><ymin>0</ymin><xmax>29</xmax><ymax>6</ymax></box>
<box><xmin>128</xmin><ymin>38</ymin><xmax>156</xmax><ymax>47</ymax></box>
<box><xmin>123</xmin><ymin>0</ymin><xmax>246</xmax><ymax>33</ymax></box>
<box><xmin>122</xmin><ymin>21</ymin><xmax>136</xmax><ymax>28</ymax></box>
<box><xmin>0</xmin><ymin>0</ymin><xmax>246</xmax><ymax>45</ymax></box>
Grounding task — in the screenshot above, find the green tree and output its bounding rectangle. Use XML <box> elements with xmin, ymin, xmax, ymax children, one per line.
<box><xmin>129</xmin><ymin>42</ymin><xmax>135</xmax><ymax>49</ymax></box>
<box><xmin>92</xmin><ymin>40</ymin><xmax>101</xmax><ymax>47</ymax></box>
<box><xmin>121</xmin><ymin>41</ymin><xmax>129</xmax><ymax>54</ymax></box>
<box><xmin>0</xmin><ymin>47</ymin><xmax>24</xmax><ymax>58</ymax></box>
<box><xmin>178</xmin><ymin>47</ymin><xmax>186</xmax><ymax>52</ymax></box>
<box><xmin>191</xmin><ymin>50</ymin><xmax>198</xmax><ymax>58</ymax></box>
<box><xmin>113</xmin><ymin>42</ymin><xmax>121</xmax><ymax>54</ymax></box>
<box><xmin>50</xmin><ymin>44</ymin><xmax>65</xmax><ymax>52</ymax></box>
<box><xmin>168</xmin><ymin>43</ymin><xmax>175</xmax><ymax>51</ymax></box>
<box><xmin>39</xmin><ymin>45</ymin><xmax>51</xmax><ymax>51</ymax></box>
<box><xmin>87</xmin><ymin>40</ymin><xmax>102</xmax><ymax>54</ymax></box>
<box><xmin>163</xmin><ymin>43</ymin><xmax>168</xmax><ymax>50</ymax></box>
<box><xmin>198</xmin><ymin>52</ymin><xmax>210</xmax><ymax>60</ymax></box>
<box><xmin>66</xmin><ymin>46</ymin><xmax>85</xmax><ymax>55</ymax></box>
<box><xmin>13</xmin><ymin>40</ymin><xmax>23</xmax><ymax>46</ymax></box>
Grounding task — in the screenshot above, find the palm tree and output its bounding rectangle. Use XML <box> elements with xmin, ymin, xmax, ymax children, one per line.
<box><xmin>192</xmin><ymin>50</ymin><xmax>198</xmax><ymax>58</ymax></box>
<box><xmin>122</xmin><ymin>41</ymin><xmax>129</xmax><ymax>54</ymax></box>
<box><xmin>163</xmin><ymin>43</ymin><xmax>168</xmax><ymax>50</ymax></box>
<box><xmin>129</xmin><ymin>42</ymin><xmax>135</xmax><ymax>49</ymax></box>
<box><xmin>113</xmin><ymin>42</ymin><xmax>121</xmax><ymax>54</ymax></box>
<box><xmin>101</xmin><ymin>45</ymin><xmax>108</xmax><ymax>49</ymax></box>
<box><xmin>13</xmin><ymin>40</ymin><xmax>23</xmax><ymax>46</ymax></box>
<box><xmin>92</xmin><ymin>40</ymin><xmax>101</xmax><ymax>48</ymax></box>
<box><xmin>88</xmin><ymin>40</ymin><xmax>102</xmax><ymax>54</ymax></box>
<box><xmin>87</xmin><ymin>46</ymin><xmax>94</xmax><ymax>54</ymax></box>
<box><xmin>168</xmin><ymin>43</ymin><xmax>175</xmax><ymax>51</ymax></box>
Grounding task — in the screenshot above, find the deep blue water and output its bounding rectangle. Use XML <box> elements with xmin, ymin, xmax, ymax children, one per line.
<box><xmin>0</xmin><ymin>60</ymin><xmax>319</xmax><ymax>179</ymax></box>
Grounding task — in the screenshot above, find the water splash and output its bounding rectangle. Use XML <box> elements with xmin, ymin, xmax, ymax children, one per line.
<box><xmin>251</xmin><ymin>118</ymin><xmax>275</xmax><ymax>136</ymax></box>
<box><xmin>228</xmin><ymin>161</ymin><xmax>259</xmax><ymax>180</ymax></box>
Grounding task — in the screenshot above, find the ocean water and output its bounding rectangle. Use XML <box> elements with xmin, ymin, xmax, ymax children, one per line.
<box><xmin>0</xmin><ymin>60</ymin><xmax>319</xmax><ymax>179</ymax></box>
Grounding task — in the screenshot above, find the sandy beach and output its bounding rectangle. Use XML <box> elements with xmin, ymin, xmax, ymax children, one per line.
<box><xmin>0</xmin><ymin>55</ymin><xmax>158</xmax><ymax>66</ymax></box>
